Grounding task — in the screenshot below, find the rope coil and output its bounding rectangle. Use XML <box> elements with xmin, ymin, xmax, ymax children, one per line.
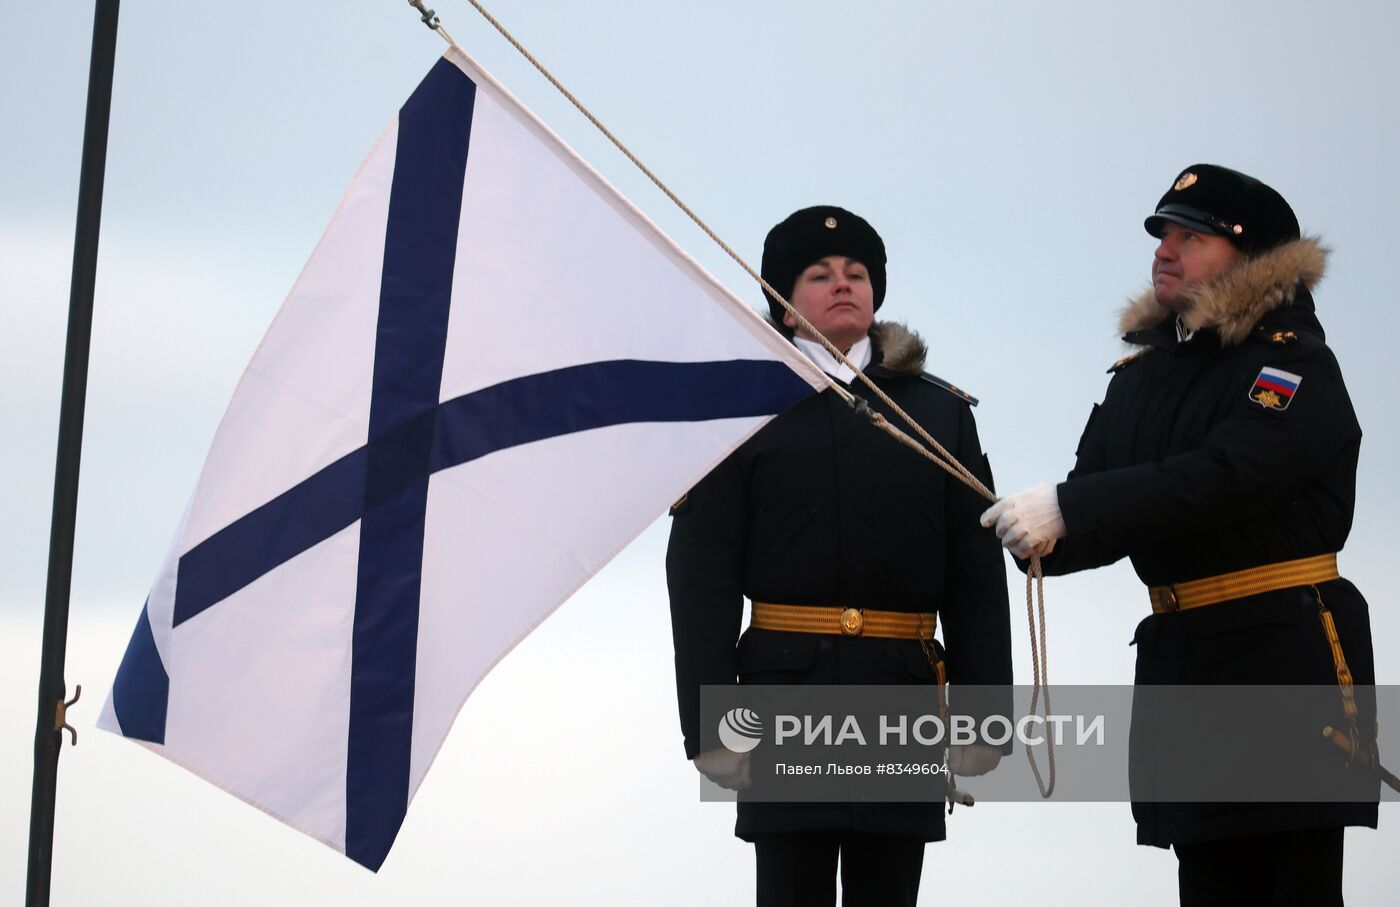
<box><xmin>405</xmin><ymin>0</ymin><xmax>1055</xmax><ymax>798</ymax></box>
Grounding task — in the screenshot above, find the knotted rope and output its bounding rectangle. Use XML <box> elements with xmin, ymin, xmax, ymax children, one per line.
<box><xmin>404</xmin><ymin>0</ymin><xmax>1055</xmax><ymax>798</ymax></box>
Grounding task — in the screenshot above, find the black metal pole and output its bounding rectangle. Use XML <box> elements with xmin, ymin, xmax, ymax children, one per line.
<box><xmin>27</xmin><ymin>2</ymin><xmax>121</xmax><ymax>904</ymax></box>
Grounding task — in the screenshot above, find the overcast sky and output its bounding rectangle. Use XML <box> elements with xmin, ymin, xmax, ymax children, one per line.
<box><xmin>3</xmin><ymin>1</ymin><xmax>1398</xmax><ymax>903</ymax></box>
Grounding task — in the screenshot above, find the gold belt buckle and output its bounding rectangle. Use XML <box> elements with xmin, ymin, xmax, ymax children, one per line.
<box><xmin>1160</xmin><ymin>585</ymin><xmax>1179</xmax><ymax>613</ymax></box>
<box><xmin>839</xmin><ymin>608</ymin><xmax>864</xmax><ymax>636</ymax></box>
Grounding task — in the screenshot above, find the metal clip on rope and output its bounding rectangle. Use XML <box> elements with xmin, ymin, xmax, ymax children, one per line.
<box><xmin>407</xmin><ymin>0</ymin><xmax>440</xmax><ymax>29</ymax></box>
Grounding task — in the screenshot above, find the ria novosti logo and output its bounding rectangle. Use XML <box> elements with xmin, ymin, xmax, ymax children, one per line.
<box><xmin>718</xmin><ymin>708</ymin><xmax>764</xmax><ymax>754</ymax></box>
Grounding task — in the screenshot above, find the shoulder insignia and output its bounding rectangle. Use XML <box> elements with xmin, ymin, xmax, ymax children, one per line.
<box><xmin>1108</xmin><ymin>349</ymin><xmax>1150</xmax><ymax>373</ymax></box>
<box><xmin>1248</xmin><ymin>366</ymin><xmax>1302</xmax><ymax>411</ymax></box>
<box><xmin>918</xmin><ymin>372</ymin><xmax>978</xmax><ymax>406</ymax></box>
<box><xmin>668</xmin><ymin>492</ymin><xmax>689</xmax><ymax>516</ymax></box>
<box><xmin>1254</xmin><ymin>325</ymin><xmax>1300</xmax><ymax>346</ymax></box>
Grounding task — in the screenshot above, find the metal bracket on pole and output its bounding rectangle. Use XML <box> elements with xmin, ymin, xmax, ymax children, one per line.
<box><xmin>54</xmin><ymin>686</ymin><xmax>82</xmax><ymax>747</ymax></box>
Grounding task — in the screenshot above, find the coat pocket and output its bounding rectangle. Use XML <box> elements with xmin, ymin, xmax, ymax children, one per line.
<box><xmin>1181</xmin><ymin>589</ymin><xmax>1321</xmax><ymax>683</ymax></box>
<box><xmin>736</xmin><ymin>628</ymin><xmax>826</xmax><ymax>684</ymax></box>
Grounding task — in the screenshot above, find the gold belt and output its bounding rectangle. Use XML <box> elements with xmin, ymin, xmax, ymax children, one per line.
<box><xmin>1147</xmin><ymin>553</ymin><xmax>1339</xmax><ymax>614</ymax></box>
<box><xmin>751</xmin><ymin>602</ymin><xmax>936</xmax><ymax>640</ymax></box>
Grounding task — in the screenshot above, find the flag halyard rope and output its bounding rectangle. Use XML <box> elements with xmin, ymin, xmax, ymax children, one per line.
<box><xmin>1024</xmin><ymin>558</ymin><xmax>1055</xmax><ymax>796</ymax></box>
<box><xmin>401</xmin><ymin>0</ymin><xmax>1055</xmax><ymax>799</ymax></box>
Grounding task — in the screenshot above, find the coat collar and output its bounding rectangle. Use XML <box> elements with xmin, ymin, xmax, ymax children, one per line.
<box><xmin>1118</xmin><ymin>236</ymin><xmax>1329</xmax><ymax>348</ymax></box>
<box><xmin>764</xmin><ymin>318</ymin><xmax>928</xmax><ymax>376</ymax></box>
<box><xmin>867</xmin><ymin>321</ymin><xmax>927</xmax><ymax>376</ymax></box>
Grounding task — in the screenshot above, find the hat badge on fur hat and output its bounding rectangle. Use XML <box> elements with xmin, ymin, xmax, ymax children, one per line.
<box><xmin>760</xmin><ymin>205</ymin><xmax>887</xmax><ymax>324</ymax></box>
<box><xmin>1146</xmin><ymin>164</ymin><xmax>1299</xmax><ymax>256</ymax></box>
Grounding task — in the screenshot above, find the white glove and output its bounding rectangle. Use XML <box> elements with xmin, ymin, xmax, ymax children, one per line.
<box><xmin>979</xmin><ymin>482</ymin><xmax>1066</xmax><ymax>559</ymax></box>
<box><xmin>949</xmin><ymin>742</ymin><xmax>1003</xmax><ymax>777</ymax></box>
<box><xmin>693</xmin><ymin>748</ymin><xmax>751</xmax><ymax>791</ymax></box>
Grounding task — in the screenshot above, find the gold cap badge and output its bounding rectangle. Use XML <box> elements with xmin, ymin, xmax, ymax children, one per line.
<box><xmin>1174</xmin><ymin>172</ymin><xmax>1198</xmax><ymax>191</ymax></box>
<box><xmin>824</xmin><ymin>216</ymin><xmax>838</xmax><ymax>229</ymax></box>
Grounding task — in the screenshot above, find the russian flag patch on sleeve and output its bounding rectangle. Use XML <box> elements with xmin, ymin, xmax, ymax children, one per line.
<box><xmin>1249</xmin><ymin>366</ymin><xmax>1302</xmax><ymax>410</ymax></box>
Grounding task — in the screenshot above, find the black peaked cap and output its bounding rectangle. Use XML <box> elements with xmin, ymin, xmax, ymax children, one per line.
<box><xmin>1145</xmin><ymin>164</ymin><xmax>1300</xmax><ymax>255</ymax></box>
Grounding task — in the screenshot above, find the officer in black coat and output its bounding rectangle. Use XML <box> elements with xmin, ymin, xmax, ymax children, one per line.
<box><xmin>668</xmin><ymin>206</ymin><xmax>1013</xmax><ymax>907</ymax></box>
<box><xmin>983</xmin><ymin>165</ymin><xmax>1379</xmax><ymax>906</ymax></box>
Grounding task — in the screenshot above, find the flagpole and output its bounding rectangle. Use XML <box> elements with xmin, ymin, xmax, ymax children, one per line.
<box><xmin>26</xmin><ymin>1</ymin><xmax>121</xmax><ymax>904</ymax></box>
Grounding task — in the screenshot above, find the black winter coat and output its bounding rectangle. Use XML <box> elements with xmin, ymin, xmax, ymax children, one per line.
<box><xmin>1039</xmin><ymin>237</ymin><xmax>1379</xmax><ymax>846</ymax></box>
<box><xmin>668</xmin><ymin>322</ymin><xmax>1013</xmax><ymax>842</ymax></box>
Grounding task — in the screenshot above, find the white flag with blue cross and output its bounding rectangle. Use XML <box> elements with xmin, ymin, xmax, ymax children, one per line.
<box><xmin>97</xmin><ymin>46</ymin><xmax>826</xmax><ymax>871</ymax></box>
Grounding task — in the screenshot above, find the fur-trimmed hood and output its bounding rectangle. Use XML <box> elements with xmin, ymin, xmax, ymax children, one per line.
<box><xmin>763</xmin><ymin>317</ymin><xmax>928</xmax><ymax>375</ymax></box>
<box><xmin>1118</xmin><ymin>236</ymin><xmax>1329</xmax><ymax>347</ymax></box>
